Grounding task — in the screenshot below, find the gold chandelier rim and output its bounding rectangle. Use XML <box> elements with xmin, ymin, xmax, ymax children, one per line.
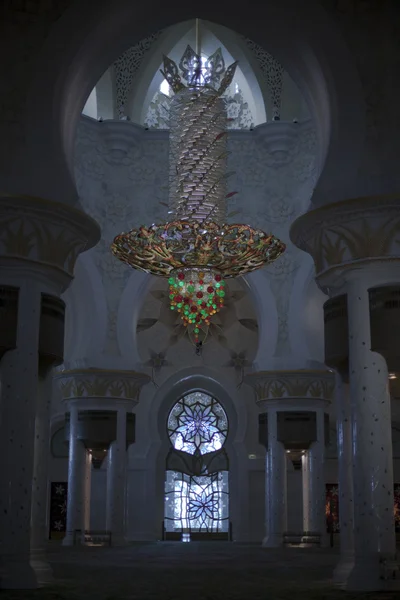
<box><xmin>111</xmin><ymin>218</ymin><xmax>286</xmax><ymax>278</ymax></box>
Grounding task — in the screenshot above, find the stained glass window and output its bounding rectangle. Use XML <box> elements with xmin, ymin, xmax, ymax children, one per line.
<box><xmin>167</xmin><ymin>391</ymin><xmax>228</xmax><ymax>455</ymax></box>
<box><xmin>164</xmin><ymin>470</ymin><xmax>229</xmax><ymax>533</ymax></box>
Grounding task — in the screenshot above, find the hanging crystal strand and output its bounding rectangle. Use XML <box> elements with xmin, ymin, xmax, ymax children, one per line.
<box><xmin>168</xmin><ymin>89</ymin><xmax>227</xmax><ymax>225</ymax></box>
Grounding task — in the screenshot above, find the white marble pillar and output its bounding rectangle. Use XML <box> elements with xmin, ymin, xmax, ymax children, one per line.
<box><xmin>30</xmin><ymin>370</ymin><xmax>54</xmax><ymax>585</ymax></box>
<box><xmin>302</xmin><ymin>451</ymin><xmax>311</xmax><ymax>532</ymax></box>
<box><xmin>345</xmin><ymin>275</ymin><xmax>397</xmax><ymax>590</ymax></box>
<box><xmin>0</xmin><ymin>281</ymin><xmax>42</xmax><ymax>589</ymax></box>
<box><xmin>333</xmin><ymin>373</ymin><xmax>354</xmax><ymax>585</ymax></box>
<box><xmin>302</xmin><ymin>409</ymin><xmax>326</xmax><ymax>545</ymax></box>
<box><xmin>311</xmin><ymin>409</ymin><xmax>327</xmax><ymax>544</ymax></box>
<box><xmin>63</xmin><ymin>407</ymin><xmax>91</xmax><ymax>546</ymax></box>
<box><xmin>263</xmin><ymin>408</ymin><xmax>287</xmax><ymax>547</ymax></box>
<box><xmin>106</xmin><ymin>407</ymin><xmax>127</xmax><ymax>545</ymax></box>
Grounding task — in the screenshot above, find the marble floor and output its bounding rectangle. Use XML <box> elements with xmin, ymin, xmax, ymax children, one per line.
<box><xmin>2</xmin><ymin>542</ymin><xmax>400</xmax><ymax>600</ymax></box>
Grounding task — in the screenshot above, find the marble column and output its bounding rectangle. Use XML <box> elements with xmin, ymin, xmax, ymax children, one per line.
<box><xmin>307</xmin><ymin>409</ymin><xmax>327</xmax><ymax>545</ymax></box>
<box><xmin>333</xmin><ymin>372</ymin><xmax>354</xmax><ymax>585</ymax></box>
<box><xmin>302</xmin><ymin>451</ymin><xmax>311</xmax><ymax>532</ymax></box>
<box><xmin>106</xmin><ymin>407</ymin><xmax>127</xmax><ymax>545</ymax></box>
<box><xmin>0</xmin><ymin>281</ymin><xmax>42</xmax><ymax>589</ymax></box>
<box><xmin>30</xmin><ymin>369</ymin><xmax>54</xmax><ymax>585</ymax></box>
<box><xmin>263</xmin><ymin>408</ymin><xmax>287</xmax><ymax>547</ymax></box>
<box><xmin>63</xmin><ymin>407</ymin><xmax>91</xmax><ymax>546</ymax></box>
<box><xmin>345</xmin><ymin>274</ymin><xmax>397</xmax><ymax>590</ymax></box>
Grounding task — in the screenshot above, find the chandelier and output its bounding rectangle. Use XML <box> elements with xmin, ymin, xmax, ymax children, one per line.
<box><xmin>112</xmin><ymin>39</ymin><xmax>285</xmax><ymax>345</ymax></box>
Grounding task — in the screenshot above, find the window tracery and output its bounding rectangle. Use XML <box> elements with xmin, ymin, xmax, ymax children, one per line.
<box><xmin>167</xmin><ymin>391</ymin><xmax>228</xmax><ymax>456</ymax></box>
<box><xmin>165</xmin><ymin>392</ymin><xmax>229</xmax><ymax>535</ymax></box>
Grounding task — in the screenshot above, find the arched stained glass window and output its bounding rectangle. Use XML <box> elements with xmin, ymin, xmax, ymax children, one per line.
<box><xmin>167</xmin><ymin>391</ymin><xmax>228</xmax><ymax>455</ymax></box>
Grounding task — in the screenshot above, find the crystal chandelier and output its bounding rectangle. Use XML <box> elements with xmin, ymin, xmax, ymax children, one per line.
<box><xmin>112</xmin><ymin>38</ymin><xmax>285</xmax><ymax>345</ymax></box>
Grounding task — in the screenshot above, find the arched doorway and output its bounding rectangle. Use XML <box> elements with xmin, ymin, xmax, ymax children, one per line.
<box><xmin>163</xmin><ymin>391</ymin><xmax>230</xmax><ymax>540</ymax></box>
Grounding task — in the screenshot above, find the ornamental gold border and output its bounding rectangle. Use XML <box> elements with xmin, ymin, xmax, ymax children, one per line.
<box><xmin>111</xmin><ymin>220</ymin><xmax>285</xmax><ymax>278</ymax></box>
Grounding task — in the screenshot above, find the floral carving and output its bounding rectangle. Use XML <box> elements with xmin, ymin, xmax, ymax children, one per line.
<box><xmin>55</xmin><ymin>368</ymin><xmax>150</xmax><ymax>403</ymax></box>
<box><xmin>0</xmin><ymin>196</ymin><xmax>99</xmax><ymax>277</ymax></box>
<box><xmin>291</xmin><ymin>196</ymin><xmax>400</xmax><ymax>279</ymax></box>
<box><xmin>245</xmin><ymin>370</ymin><xmax>335</xmax><ymax>403</ymax></box>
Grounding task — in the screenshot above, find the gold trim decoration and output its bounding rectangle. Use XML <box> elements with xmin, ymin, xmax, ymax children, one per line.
<box><xmin>0</xmin><ymin>194</ymin><xmax>100</xmax><ymax>275</ymax></box>
<box><xmin>54</xmin><ymin>368</ymin><xmax>151</xmax><ymax>404</ymax></box>
<box><xmin>290</xmin><ymin>195</ymin><xmax>400</xmax><ymax>278</ymax></box>
<box><xmin>244</xmin><ymin>369</ymin><xmax>334</xmax><ymax>403</ymax></box>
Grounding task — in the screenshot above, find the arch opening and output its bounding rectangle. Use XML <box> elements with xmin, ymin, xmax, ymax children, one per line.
<box><xmin>164</xmin><ymin>390</ymin><xmax>230</xmax><ymax>540</ymax></box>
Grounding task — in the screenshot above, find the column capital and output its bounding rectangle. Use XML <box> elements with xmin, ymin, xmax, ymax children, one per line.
<box><xmin>54</xmin><ymin>367</ymin><xmax>151</xmax><ymax>409</ymax></box>
<box><xmin>290</xmin><ymin>194</ymin><xmax>400</xmax><ymax>292</ymax></box>
<box><xmin>245</xmin><ymin>369</ymin><xmax>334</xmax><ymax>409</ymax></box>
<box><xmin>0</xmin><ymin>195</ymin><xmax>100</xmax><ymax>292</ymax></box>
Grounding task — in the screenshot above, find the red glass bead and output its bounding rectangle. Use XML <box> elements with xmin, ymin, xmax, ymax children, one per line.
<box><xmin>174</xmin><ymin>295</ymin><xmax>183</xmax><ymax>303</ymax></box>
<box><xmin>191</xmin><ymin>306</ymin><xmax>197</xmax><ymax>313</ymax></box>
<box><xmin>178</xmin><ymin>272</ymin><xmax>185</xmax><ymax>281</ymax></box>
<box><xmin>199</xmin><ymin>280</ymin><xmax>204</xmax><ymax>285</ymax></box>
<box><xmin>196</xmin><ymin>291</ymin><xmax>203</xmax><ymax>298</ymax></box>
<box><xmin>215</xmin><ymin>274</ymin><xmax>222</xmax><ymax>282</ymax></box>
<box><xmin>201</xmin><ymin>302</ymin><xmax>206</xmax><ymax>308</ymax></box>
<box><xmin>184</xmin><ymin>297</ymin><xmax>189</xmax><ymax>304</ymax></box>
<box><xmin>207</xmin><ymin>286</ymin><xmax>214</xmax><ymax>293</ymax></box>
<box><xmin>196</xmin><ymin>315</ymin><xmax>201</xmax><ymax>322</ymax></box>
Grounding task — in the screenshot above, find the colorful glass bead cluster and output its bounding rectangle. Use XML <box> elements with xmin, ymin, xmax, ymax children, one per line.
<box><xmin>169</xmin><ymin>268</ymin><xmax>225</xmax><ymax>342</ymax></box>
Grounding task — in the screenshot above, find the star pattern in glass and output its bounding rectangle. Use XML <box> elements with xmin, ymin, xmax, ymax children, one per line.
<box><xmin>167</xmin><ymin>391</ymin><xmax>228</xmax><ymax>455</ymax></box>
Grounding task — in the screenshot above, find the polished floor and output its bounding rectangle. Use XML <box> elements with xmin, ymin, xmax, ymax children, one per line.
<box><xmin>2</xmin><ymin>542</ymin><xmax>400</xmax><ymax>599</ymax></box>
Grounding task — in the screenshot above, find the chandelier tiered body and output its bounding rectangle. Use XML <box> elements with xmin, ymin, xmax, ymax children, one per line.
<box><xmin>111</xmin><ymin>45</ymin><xmax>285</xmax><ymax>344</ymax></box>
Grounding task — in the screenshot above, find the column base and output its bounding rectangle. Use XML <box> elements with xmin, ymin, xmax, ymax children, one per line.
<box><xmin>319</xmin><ymin>533</ymin><xmax>331</xmax><ymax>548</ymax></box>
<box><xmin>110</xmin><ymin>534</ymin><xmax>128</xmax><ymax>547</ymax></box>
<box><xmin>62</xmin><ymin>532</ymin><xmax>77</xmax><ymax>547</ymax></box>
<box><xmin>345</xmin><ymin>554</ymin><xmax>399</xmax><ymax>592</ymax></box>
<box><xmin>333</xmin><ymin>552</ymin><xmax>354</xmax><ymax>587</ymax></box>
<box><xmin>30</xmin><ymin>548</ymin><xmax>54</xmax><ymax>587</ymax></box>
<box><xmin>262</xmin><ymin>534</ymin><xmax>283</xmax><ymax>548</ymax></box>
<box><xmin>0</xmin><ymin>557</ymin><xmax>38</xmax><ymax>589</ymax></box>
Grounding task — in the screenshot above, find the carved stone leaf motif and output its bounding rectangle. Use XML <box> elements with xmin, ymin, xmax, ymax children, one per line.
<box><xmin>248</xmin><ymin>374</ymin><xmax>335</xmax><ymax>402</ymax></box>
<box><xmin>270</xmin><ymin>381</ymin><xmax>286</xmax><ymax>398</ymax></box>
<box><xmin>224</xmin><ymin>350</ymin><xmax>251</xmax><ymax>371</ymax></box>
<box><xmin>56</xmin><ymin>372</ymin><xmax>149</xmax><ymax>401</ymax></box>
<box><xmin>2</xmin><ymin>218</ymin><xmax>35</xmax><ymax>255</ymax></box>
<box><xmin>145</xmin><ymin>350</ymin><xmax>170</xmax><ymax>371</ymax></box>
<box><xmin>336</xmin><ymin>218</ymin><xmax>399</xmax><ymax>259</ymax></box>
<box><xmin>309</xmin><ymin>214</ymin><xmax>400</xmax><ymax>275</ymax></box>
<box><xmin>0</xmin><ymin>213</ymin><xmax>88</xmax><ymax>275</ymax></box>
<box><xmin>169</xmin><ymin>324</ymin><xmax>188</xmax><ymax>347</ymax></box>
<box><xmin>207</xmin><ymin>323</ymin><xmax>228</xmax><ymax>348</ymax></box>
